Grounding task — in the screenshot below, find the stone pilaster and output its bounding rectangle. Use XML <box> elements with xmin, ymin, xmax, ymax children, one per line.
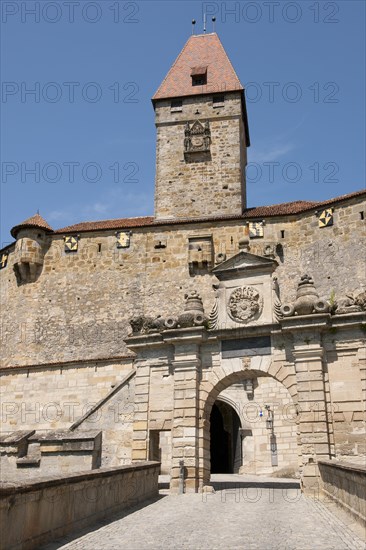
<box><xmin>125</xmin><ymin>332</ymin><xmax>170</xmax><ymax>464</ymax></box>
<box><xmin>281</xmin><ymin>315</ymin><xmax>331</xmax><ymax>493</ymax></box>
<box><xmin>165</xmin><ymin>329</ymin><xmax>204</xmax><ymax>493</ymax></box>
<box><xmin>359</xmin><ymin>345</ymin><xmax>366</xmax><ymax>418</ymax></box>
<box><xmin>131</xmin><ymin>359</ymin><xmax>150</xmax><ymax>462</ymax></box>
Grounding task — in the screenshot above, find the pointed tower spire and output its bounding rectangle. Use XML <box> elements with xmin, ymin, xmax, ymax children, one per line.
<box><xmin>152</xmin><ymin>33</ymin><xmax>250</xmax><ymax>221</ymax></box>
<box><xmin>152</xmin><ymin>33</ymin><xmax>244</xmax><ymax>102</ymax></box>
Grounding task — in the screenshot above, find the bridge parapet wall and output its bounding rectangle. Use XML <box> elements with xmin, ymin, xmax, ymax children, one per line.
<box><xmin>0</xmin><ymin>461</ymin><xmax>159</xmax><ymax>550</ymax></box>
<box><xmin>318</xmin><ymin>459</ymin><xmax>366</xmax><ymax>527</ymax></box>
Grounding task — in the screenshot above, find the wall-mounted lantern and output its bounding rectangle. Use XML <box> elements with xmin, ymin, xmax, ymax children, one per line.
<box><xmin>244</xmin><ymin>379</ymin><xmax>254</xmax><ymax>399</ymax></box>
<box><xmin>265</xmin><ymin>405</ymin><xmax>273</xmax><ymax>430</ymax></box>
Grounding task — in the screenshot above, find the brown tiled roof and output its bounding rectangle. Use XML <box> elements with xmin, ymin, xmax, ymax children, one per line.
<box><xmin>243</xmin><ymin>200</ymin><xmax>317</xmax><ymax>217</ymax></box>
<box><xmin>152</xmin><ymin>33</ymin><xmax>243</xmax><ymax>100</ymax></box>
<box><xmin>11</xmin><ymin>214</ymin><xmax>53</xmax><ymax>238</ymax></box>
<box><xmin>54</xmin><ymin>189</ymin><xmax>365</xmax><ymax>234</ymax></box>
<box><xmin>56</xmin><ymin>216</ymin><xmax>155</xmax><ymax>233</ymax></box>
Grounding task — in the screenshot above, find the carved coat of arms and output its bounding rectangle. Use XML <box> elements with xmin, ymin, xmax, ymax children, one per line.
<box><xmin>227</xmin><ymin>286</ymin><xmax>263</xmax><ymax>323</ymax></box>
<box><xmin>184</xmin><ymin>120</ymin><xmax>211</xmax><ymax>158</ymax></box>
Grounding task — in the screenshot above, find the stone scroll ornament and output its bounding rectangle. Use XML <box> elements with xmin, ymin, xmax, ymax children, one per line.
<box><xmin>280</xmin><ymin>274</ymin><xmax>329</xmax><ymax>316</ymax></box>
<box><xmin>272</xmin><ymin>277</ymin><xmax>283</xmax><ymax>321</ymax></box>
<box><xmin>129</xmin><ymin>291</ymin><xmax>208</xmax><ymax>335</ymax></box>
<box><xmin>227</xmin><ymin>286</ymin><xmax>263</xmax><ymax>323</ymax></box>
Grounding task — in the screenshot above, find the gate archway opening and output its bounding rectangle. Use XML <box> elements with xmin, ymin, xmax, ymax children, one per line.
<box><xmin>200</xmin><ymin>368</ymin><xmax>300</xmax><ymax>488</ymax></box>
<box><xmin>210</xmin><ymin>400</ymin><xmax>242</xmax><ymax>474</ymax></box>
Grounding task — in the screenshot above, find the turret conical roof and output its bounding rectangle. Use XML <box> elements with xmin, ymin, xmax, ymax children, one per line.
<box><xmin>11</xmin><ymin>214</ymin><xmax>53</xmax><ymax>238</ymax></box>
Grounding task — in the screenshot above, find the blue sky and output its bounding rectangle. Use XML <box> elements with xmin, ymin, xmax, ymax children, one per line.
<box><xmin>1</xmin><ymin>0</ymin><xmax>365</xmax><ymax>243</ymax></box>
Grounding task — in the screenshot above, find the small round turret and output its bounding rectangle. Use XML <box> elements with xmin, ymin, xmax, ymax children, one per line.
<box><xmin>11</xmin><ymin>214</ymin><xmax>53</xmax><ymax>283</ymax></box>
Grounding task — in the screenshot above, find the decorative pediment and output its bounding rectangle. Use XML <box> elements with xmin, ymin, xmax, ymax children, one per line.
<box><xmin>212</xmin><ymin>250</ymin><xmax>278</xmax><ymax>279</ymax></box>
<box><xmin>209</xmin><ymin>251</ymin><xmax>279</xmax><ymax>329</ymax></box>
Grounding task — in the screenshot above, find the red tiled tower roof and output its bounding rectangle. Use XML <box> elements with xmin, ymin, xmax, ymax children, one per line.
<box><xmin>11</xmin><ymin>214</ymin><xmax>53</xmax><ymax>238</ymax></box>
<box><xmin>152</xmin><ymin>33</ymin><xmax>243</xmax><ymax>100</ymax></box>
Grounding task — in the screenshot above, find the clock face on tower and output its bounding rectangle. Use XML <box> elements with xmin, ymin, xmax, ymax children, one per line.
<box><xmin>248</xmin><ymin>222</ymin><xmax>264</xmax><ymax>238</ymax></box>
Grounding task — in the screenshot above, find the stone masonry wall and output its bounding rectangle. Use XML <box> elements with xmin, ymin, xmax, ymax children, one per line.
<box><xmin>1</xmin><ymin>195</ymin><xmax>364</xmax><ymax>368</ymax></box>
<box><xmin>0</xmin><ymin>195</ymin><xmax>365</xmax><ymax>472</ymax></box>
<box><xmin>323</xmin><ymin>331</ymin><xmax>366</xmax><ymax>460</ymax></box>
<box><xmin>0</xmin><ymin>462</ymin><xmax>159</xmax><ymax>550</ymax></box>
<box><xmin>154</xmin><ymin>93</ymin><xmax>247</xmax><ymax>219</ymax></box>
<box><xmin>0</xmin><ymin>360</ymin><xmax>135</xmax><ymax>475</ymax></box>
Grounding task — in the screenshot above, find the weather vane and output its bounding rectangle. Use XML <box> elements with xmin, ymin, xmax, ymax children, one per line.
<box><xmin>191</xmin><ymin>15</ymin><xmax>216</xmax><ymax>35</ymax></box>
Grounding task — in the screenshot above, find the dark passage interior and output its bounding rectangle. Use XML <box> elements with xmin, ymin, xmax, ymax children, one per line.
<box><xmin>210</xmin><ymin>401</ymin><xmax>241</xmax><ymax>474</ymax></box>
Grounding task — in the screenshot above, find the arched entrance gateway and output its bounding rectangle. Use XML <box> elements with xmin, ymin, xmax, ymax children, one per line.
<box><xmin>199</xmin><ymin>366</ymin><xmax>300</xmax><ymax>490</ymax></box>
<box><xmin>209</xmin><ymin>379</ymin><xmax>298</xmax><ymax>477</ymax></box>
<box><xmin>127</xmin><ymin>250</ymin><xmax>335</xmax><ymax>495</ymax></box>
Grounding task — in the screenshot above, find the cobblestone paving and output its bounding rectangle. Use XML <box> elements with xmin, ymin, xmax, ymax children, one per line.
<box><xmin>45</xmin><ymin>490</ymin><xmax>365</xmax><ymax>550</ymax></box>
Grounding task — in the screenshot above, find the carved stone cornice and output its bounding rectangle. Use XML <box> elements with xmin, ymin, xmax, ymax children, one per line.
<box><xmin>331</xmin><ymin>311</ymin><xmax>366</xmax><ymax>330</ymax></box>
<box><xmin>171</xmin><ymin>359</ymin><xmax>201</xmax><ymax>371</ymax></box>
<box><xmin>163</xmin><ymin>326</ymin><xmax>207</xmax><ymax>347</ymax></box>
<box><xmin>292</xmin><ymin>346</ymin><xmax>324</xmax><ymax>362</ymax></box>
<box><xmin>280</xmin><ymin>313</ymin><xmax>331</xmax><ymax>333</ymax></box>
<box><xmin>125</xmin><ymin>332</ymin><xmax>165</xmax><ymax>352</ymax></box>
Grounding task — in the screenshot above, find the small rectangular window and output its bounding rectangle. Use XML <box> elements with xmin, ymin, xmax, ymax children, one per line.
<box><xmin>191</xmin><ymin>66</ymin><xmax>207</xmax><ymax>87</ymax></box>
<box><xmin>192</xmin><ymin>75</ymin><xmax>207</xmax><ymax>86</ymax></box>
<box><xmin>213</xmin><ymin>95</ymin><xmax>225</xmax><ymax>108</ymax></box>
<box><xmin>170</xmin><ymin>99</ymin><xmax>183</xmax><ymax>112</ymax></box>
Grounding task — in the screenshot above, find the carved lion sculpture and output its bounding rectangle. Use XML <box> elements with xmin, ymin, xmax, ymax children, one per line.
<box><xmin>129</xmin><ymin>315</ymin><xmax>165</xmax><ymax>335</ymax></box>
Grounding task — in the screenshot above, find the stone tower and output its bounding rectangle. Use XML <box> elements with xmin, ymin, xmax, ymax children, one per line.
<box><xmin>153</xmin><ymin>33</ymin><xmax>250</xmax><ymax>220</ymax></box>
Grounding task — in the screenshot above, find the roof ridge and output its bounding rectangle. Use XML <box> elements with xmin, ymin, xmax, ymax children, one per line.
<box><xmin>245</xmin><ymin>199</ymin><xmax>317</xmax><ymax>210</ymax></box>
<box><xmin>11</xmin><ymin>188</ymin><xmax>363</xmax><ymax>237</ymax></box>
<box><xmin>215</xmin><ymin>34</ymin><xmax>243</xmax><ymax>89</ymax></box>
<box><xmin>153</xmin><ymin>35</ymin><xmax>192</xmax><ymax>99</ymax></box>
<box><xmin>64</xmin><ymin>214</ymin><xmax>154</xmax><ymax>226</ymax></box>
<box><xmin>319</xmin><ymin>188</ymin><xmax>366</xmax><ymax>204</ymax></box>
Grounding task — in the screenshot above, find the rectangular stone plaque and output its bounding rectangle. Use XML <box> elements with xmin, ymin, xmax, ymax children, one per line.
<box><xmin>221</xmin><ymin>336</ymin><xmax>271</xmax><ymax>358</ymax></box>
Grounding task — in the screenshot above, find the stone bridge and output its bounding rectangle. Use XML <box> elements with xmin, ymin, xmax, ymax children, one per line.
<box><xmin>42</xmin><ymin>474</ymin><xmax>364</xmax><ymax>550</ymax></box>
